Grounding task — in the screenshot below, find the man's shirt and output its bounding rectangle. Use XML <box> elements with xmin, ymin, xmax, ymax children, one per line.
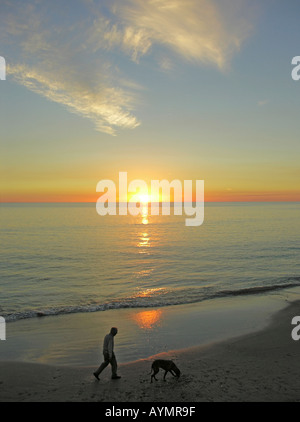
<box><xmin>103</xmin><ymin>333</ymin><xmax>114</xmax><ymax>358</ymax></box>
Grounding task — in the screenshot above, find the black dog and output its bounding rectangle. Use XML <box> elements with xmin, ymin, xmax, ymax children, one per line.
<box><xmin>150</xmin><ymin>359</ymin><xmax>181</xmax><ymax>383</ymax></box>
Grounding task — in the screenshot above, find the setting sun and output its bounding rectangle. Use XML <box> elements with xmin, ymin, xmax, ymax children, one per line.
<box><xmin>139</xmin><ymin>194</ymin><xmax>150</xmax><ymax>203</ymax></box>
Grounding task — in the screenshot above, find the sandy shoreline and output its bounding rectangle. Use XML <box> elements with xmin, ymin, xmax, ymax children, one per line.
<box><xmin>1</xmin><ymin>299</ymin><xmax>300</xmax><ymax>402</ymax></box>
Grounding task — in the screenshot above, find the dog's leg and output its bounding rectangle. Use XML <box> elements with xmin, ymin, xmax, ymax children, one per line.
<box><xmin>163</xmin><ymin>370</ymin><xmax>169</xmax><ymax>381</ymax></box>
<box><xmin>152</xmin><ymin>368</ymin><xmax>159</xmax><ymax>382</ymax></box>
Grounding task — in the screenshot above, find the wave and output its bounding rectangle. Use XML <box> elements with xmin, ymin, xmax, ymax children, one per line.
<box><xmin>3</xmin><ymin>277</ymin><xmax>300</xmax><ymax>322</ymax></box>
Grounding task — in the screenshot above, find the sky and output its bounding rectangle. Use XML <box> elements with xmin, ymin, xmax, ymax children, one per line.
<box><xmin>0</xmin><ymin>0</ymin><xmax>299</xmax><ymax>202</ymax></box>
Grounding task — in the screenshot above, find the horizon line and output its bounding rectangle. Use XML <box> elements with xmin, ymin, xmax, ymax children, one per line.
<box><xmin>1</xmin><ymin>200</ymin><xmax>299</xmax><ymax>204</ymax></box>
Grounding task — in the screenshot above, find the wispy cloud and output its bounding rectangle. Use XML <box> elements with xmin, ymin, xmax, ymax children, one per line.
<box><xmin>7</xmin><ymin>63</ymin><xmax>140</xmax><ymax>135</ymax></box>
<box><xmin>1</xmin><ymin>1</ymin><xmax>141</xmax><ymax>135</ymax></box>
<box><xmin>90</xmin><ymin>0</ymin><xmax>253</xmax><ymax>69</ymax></box>
<box><xmin>258</xmin><ymin>99</ymin><xmax>269</xmax><ymax>107</ymax></box>
<box><xmin>1</xmin><ymin>0</ymin><xmax>254</xmax><ymax>134</ymax></box>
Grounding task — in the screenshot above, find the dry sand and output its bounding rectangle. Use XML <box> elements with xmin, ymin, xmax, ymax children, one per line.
<box><xmin>1</xmin><ymin>299</ymin><xmax>300</xmax><ymax>402</ymax></box>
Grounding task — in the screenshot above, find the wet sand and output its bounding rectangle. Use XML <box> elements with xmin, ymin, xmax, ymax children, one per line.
<box><xmin>1</xmin><ymin>299</ymin><xmax>300</xmax><ymax>402</ymax></box>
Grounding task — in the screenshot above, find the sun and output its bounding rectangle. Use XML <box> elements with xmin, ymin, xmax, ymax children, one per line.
<box><xmin>139</xmin><ymin>193</ymin><xmax>150</xmax><ymax>204</ymax></box>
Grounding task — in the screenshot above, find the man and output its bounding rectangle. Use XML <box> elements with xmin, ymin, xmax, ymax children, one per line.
<box><xmin>93</xmin><ymin>327</ymin><xmax>121</xmax><ymax>380</ymax></box>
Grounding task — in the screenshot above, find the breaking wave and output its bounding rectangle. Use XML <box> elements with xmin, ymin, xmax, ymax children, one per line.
<box><xmin>3</xmin><ymin>277</ymin><xmax>300</xmax><ymax>322</ymax></box>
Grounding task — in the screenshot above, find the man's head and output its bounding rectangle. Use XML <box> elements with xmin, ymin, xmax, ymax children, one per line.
<box><xmin>110</xmin><ymin>327</ymin><xmax>118</xmax><ymax>336</ymax></box>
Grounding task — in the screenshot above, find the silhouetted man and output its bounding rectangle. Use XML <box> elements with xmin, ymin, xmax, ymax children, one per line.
<box><xmin>93</xmin><ymin>327</ymin><xmax>121</xmax><ymax>380</ymax></box>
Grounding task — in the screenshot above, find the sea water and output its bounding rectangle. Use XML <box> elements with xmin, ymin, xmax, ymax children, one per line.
<box><xmin>0</xmin><ymin>202</ymin><xmax>299</xmax><ymax>364</ymax></box>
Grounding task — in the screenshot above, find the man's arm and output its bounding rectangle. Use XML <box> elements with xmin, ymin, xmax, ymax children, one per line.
<box><xmin>107</xmin><ymin>336</ymin><xmax>113</xmax><ymax>359</ymax></box>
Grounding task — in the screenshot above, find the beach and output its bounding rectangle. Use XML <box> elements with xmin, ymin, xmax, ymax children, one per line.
<box><xmin>1</xmin><ymin>298</ymin><xmax>300</xmax><ymax>402</ymax></box>
<box><xmin>1</xmin><ymin>0</ymin><xmax>300</xmax><ymax>407</ymax></box>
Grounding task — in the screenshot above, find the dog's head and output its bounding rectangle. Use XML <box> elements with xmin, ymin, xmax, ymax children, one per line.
<box><xmin>173</xmin><ymin>366</ymin><xmax>181</xmax><ymax>378</ymax></box>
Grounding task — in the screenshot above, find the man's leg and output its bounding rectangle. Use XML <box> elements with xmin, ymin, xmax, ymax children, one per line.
<box><xmin>110</xmin><ymin>353</ymin><xmax>120</xmax><ymax>379</ymax></box>
<box><xmin>93</xmin><ymin>353</ymin><xmax>110</xmax><ymax>379</ymax></box>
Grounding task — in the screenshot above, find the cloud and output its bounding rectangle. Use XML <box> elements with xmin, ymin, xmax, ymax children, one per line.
<box><xmin>86</xmin><ymin>14</ymin><xmax>152</xmax><ymax>63</ymax></box>
<box><xmin>1</xmin><ymin>0</ymin><xmax>254</xmax><ymax>134</ymax></box>
<box><xmin>258</xmin><ymin>99</ymin><xmax>269</xmax><ymax>107</ymax></box>
<box><xmin>1</xmin><ymin>1</ymin><xmax>141</xmax><ymax>135</ymax></box>
<box><xmin>7</xmin><ymin>63</ymin><xmax>140</xmax><ymax>135</ymax></box>
<box><xmin>91</xmin><ymin>0</ymin><xmax>253</xmax><ymax>69</ymax></box>
<box><xmin>158</xmin><ymin>56</ymin><xmax>174</xmax><ymax>72</ymax></box>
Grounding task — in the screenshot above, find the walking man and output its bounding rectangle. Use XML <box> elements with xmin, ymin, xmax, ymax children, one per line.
<box><xmin>93</xmin><ymin>327</ymin><xmax>121</xmax><ymax>380</ymax></box>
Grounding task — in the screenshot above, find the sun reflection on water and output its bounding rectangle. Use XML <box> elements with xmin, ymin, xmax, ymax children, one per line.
<box><xmin>138</xmin><ymin>232</ymin><xmax>150</xmax><ymax>250</ymax></box>
<box><xmin>141</xmin><ymin>203</ymin><xmax>148</xmax><ymax>225</ymax></box>
<box><xmin>131</xmin><ymin>309</ymin><xmax>163</xmax><ymax>330</ymax></box>
<box><xmin>134</xmin><ymin>287</ymin><xmax>165</xmax><ymax>298</ymax></box>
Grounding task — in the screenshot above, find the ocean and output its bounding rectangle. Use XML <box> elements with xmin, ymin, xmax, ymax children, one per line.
<box><xmin>0</xmin><ymin>202</ymin><xmax>300</xmax><ymax>364</ymax></box>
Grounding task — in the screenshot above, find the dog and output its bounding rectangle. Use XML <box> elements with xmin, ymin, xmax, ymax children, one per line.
<box><xmin>149</xmin><ymin>359</ymin><xmax>181</xmax><ymax>383</ymax></box>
